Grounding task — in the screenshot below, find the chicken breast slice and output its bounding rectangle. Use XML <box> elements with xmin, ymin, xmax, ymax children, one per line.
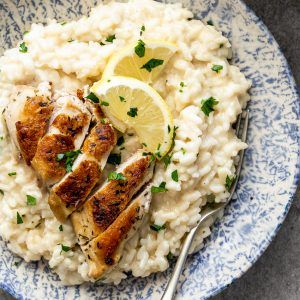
<box><xmin>48</xmin><ymin>120</ymin><xmax>117</xmax><ymax>222</ymax></box>
<box><xmin>31</xmin><ymin>95</ymin><xmax>91</xmax><ymax>186</ymax></box>
<box><xmin>85</xmin><ymin>185</ymin><xmax>152</xmax><ymax>279</ymax></box>
<box><xmin>4</xmin><ymin>82</ymin><xmax>53</xmax><ymax>165</ymax></box>
<box><xmin>71</xmin><ymin>151</ymin><xmax>154</xmax><ymax>246</ymax></box>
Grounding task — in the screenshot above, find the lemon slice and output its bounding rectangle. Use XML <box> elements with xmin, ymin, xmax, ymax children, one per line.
<box><xmin>91</xmin><ymin>76</ymin><xmax>174</xmax><ymax>157</ymax></box>
<box><xmin>102</xmin><ymin>40</ymin><xmax>177</xmax><ymax>83</ymax></box>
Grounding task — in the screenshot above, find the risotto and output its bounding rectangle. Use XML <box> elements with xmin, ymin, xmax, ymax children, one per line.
<box><xmin>0</xmin><ymin>0</ymin><xmax>250</xmax><ymax>284</ymax></box>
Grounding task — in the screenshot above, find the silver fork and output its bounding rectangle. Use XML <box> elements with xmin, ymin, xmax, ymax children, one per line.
<box><xmin>161</xmin><ymin>110</ymin><xmax>249</xmax><ymax>300</ymax></box>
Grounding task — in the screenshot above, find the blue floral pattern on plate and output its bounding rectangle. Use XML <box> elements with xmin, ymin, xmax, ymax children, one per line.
<box><xmin>0</xmin><ymin>0</ymin><xmax>299</xmax><ymax>299</ymax></box>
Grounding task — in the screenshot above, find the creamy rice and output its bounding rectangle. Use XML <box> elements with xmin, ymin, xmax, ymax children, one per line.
<box><xmin>0</xmin><ymin>0</ymin><xmax>250</xmax><ymax>284</ymax></box>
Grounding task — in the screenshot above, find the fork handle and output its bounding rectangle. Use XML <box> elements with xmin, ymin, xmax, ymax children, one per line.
<box><xmin>161</xmin><ymin>226</ymin><xmax>198</xmax><ymax>300</ymax></box>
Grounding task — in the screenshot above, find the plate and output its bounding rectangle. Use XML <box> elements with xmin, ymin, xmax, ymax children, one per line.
<box><xmin>0</xmin><ymin>0</ymin><xmax>299</xmax><ymax>299</ymax></box>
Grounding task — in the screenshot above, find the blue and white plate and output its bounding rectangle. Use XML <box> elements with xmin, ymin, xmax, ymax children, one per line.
<box><xmin>0</xmin><ymin>0</ymin><xmax>299</xmax><ymax>299</ymax></box>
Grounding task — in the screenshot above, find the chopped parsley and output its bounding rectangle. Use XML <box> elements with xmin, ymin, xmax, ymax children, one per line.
<box><xmin>207</xmin><ymin>20</ymin><xmax>214</xmax><ymax>26</ymax></box>
<box><xmin>179</xmin><ymin>81</ymin><xmax>186</xmax><ymax>92</ymax></box>
<box><xmin>59</xmin><ymin>225</ymin><xmax>63</xmax><ymax>232</ymax></box>
<box><xmin>127</xmin><ymin>107</ymin><xmax>138</xmax><ymax>117</ymax></box>
<box><xmin>140</xmin><ymin>25</ymin><xmax>145</xmax><ymax>36</ymax></box>
<box><xmin>61</xmin><ymin>244</ymin><xmax>71</xmax><ymax>253</ymax></box>
<box><xmin>135</xmin><ymin>39</ymin><xmax>145</xmax><ymax>58</ymax></box>
<box><xmin>141</xmin><ymin>58</ymin><xmax>164</xmax><ymax>72</ymax></box>
<box><xmin>8</xmin><ymin>172</ymin><xmax>17</xmax><ymax>176</ymax></box>
<box><xmin>167</xmin><ymin>252</ymin><xmax>173</xmax><ymax>260</ymax></box>
<box><xmin>23</xmin><ymin>31</ymin><xmax>29</xmax><ymax>35</ymax></box>
<box><xmin>167</xmin><ymin>125</ymin><xmax>171</xmax><ymax>133</ymax></box>
<box><xmin>26</xmin><ymin>195</ymin><xmax>37</xmax><ymax>206</ymax></box>
<box><xmin>225</xmin><ymin>175</ymin><xmax>236</xmax><ymax>191</ymax></box>
<box><xmin>0</xmin><ymin>136</ymin><xmax>3</xmax><ymax>140</ymax></box>
<box><xmin>200</xmin><ymin>97</ymin><xmax>219</xmax><ymax>116</ymax></box>
<box><xmin>181</xmin><ymin>148</ymin><xmax>186</xmax><ymax>154</ymax></box>
<box><xmin>60</xmin><ymin>21</ymin><xmax>67</xmax><ymax>26</ymax></box>
<box><xmin>14</xmin><ymin>261</ymin><xmax>21</xmax><ymax>267</ymax></box>
<box><xmin>56</xmin><ymin>150</ymin><xmax>82</xmax><ymax>173</ymax></box>
<box><xmin>100</xmin><ymin>118</ymin><xmax>107</xmax><ymax>124</ymax></box>
<box><xmin>119</xmin><ymin>96</ymin><xmax>126</xmax><ymax>102</ymax></box>
<box><xmin>16</xmin><ymin>212</ymin><xmax>23</xmax><ymax>224</ymax></box>
<box><xmin>151</xmin><ymin>182</ymin><xmax>167</xmax><ymax>193</ymax></box>
<box><xmin>100</xmin><ymin>101</ymin><xmax>109</xmax><ymax>106</ymax></box>
<box><xmin>108</xmin><ymin>171</ymin><xmax>126</xmax><ymax>181</ymax></box>
<box><xmin>170</xmin><ymin>126</ymin><xmax>179</xmax><ymax>150</ymax></box>
<box><xmin>142</xmin><ymin>142</ymin><xmax>147</xmax><ymax>147</ymax></box>
<box><xmin>211</xmin><ymin>64</ymin><xmax>223</xmax><ymax>73</ymax></box>
<box><xmin>0</xmin><ymin>189</ymin><xmax>3</xmax><ymax>195</ymax></box>
<box><xmin>142</xmin><ymin>152</ymin><xmax>156</xmax><ymax>161</ymax></box>
<box><xmin>117</xmin><ymin>136</ymin><xmax>125</xmax><ymax>146</ymax></box>
<box><xmin>19</xmin><ymin>42</ymin><xmax>28</xmax><ymax>53</ymax></box>
<box><xmin>171</xmin><ymin>170</ymin><xmax>179</xmax><ymax>182</ymax></box>
<box><xmin>68</xmin><ymin>39</ymin><xmax>74</xmax><ymax>43</ymax></box>
<box><xmin>105</xmin><ymin>34</ymin><xmax>116</xmax><ymax>43</ymax></box>
<box><xmin>107</xmin><ymin>153</ymin><xmax>121</xmax><ymax>165</ymax></box>
<box><xmin>150</xmin><ymin>223</ymin><xmax>166</xmax><ymax>232</ymax></box>
<box><xmin>162</xmin><ymin>154</ymin><xmax>172</xmax><ymax>168</ymax></box>
<box><xmin>86</xmin><ymin>92</ymin><xmax>99</xmax><ymax>103</ymax></box>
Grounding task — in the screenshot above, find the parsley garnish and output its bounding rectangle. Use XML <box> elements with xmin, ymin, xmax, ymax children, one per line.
<box><xmin>162</xmin><ymin>154</ymin><xmax>172</xmax><ymax>168</ymax></box>
<box><xmin>181</xmin><ymin>148</ymin><xmax>186</xmax><ymax>154</ymax></box>
<box><xmin>19</xmin><ymin>42</ymin><xmax>28</xmax><ymax>53</ymax></box>
<box><xmin>167</xmin><ymin>125</ymin><xmax>171</xmax><ymax>133</ymax></box>
<box><xmin>150</xmin><ymin>223</ymin><xmax>166</xmax><ymax>232</ymax></box>
<box><xmin>142</xmin><ymin>142</ymin><xmax>147</xmax><ymax>147</ymax></box>
<box><xmin>68</xmin><ymin>39</ymin><xmax>74</xmax><ymax>43</ymax></box>
<box><xmin>56</xmin><ymin>150</ymin><xmax>82</xmax><ymax>173</ymax></box>
<box><xmin>225</xmin><ymin>175</ymin><xmax>236</xmax><ymax>191</ymax></box>
<box><xmin>0</xmin><ymin>189</ymin><xmax>3</xmax><ymax>195</ymax></box>
<box><xmin>60</xmin><ymin>21</ymin><xmax>67</xmax><ymax>26</ymax></box>
<box><xmin>107</xmin><ymin>153</ymin><xmax>121</xmax><ymax>165</ymax></box>
<box><xmin>127</xmin><ymin>107</ymin><xmax>138</xmax><ymax>117</ymax></box>
<box><xmin>141</xmin><ymin>58</ymin><xmax>164</xmax><ymax>72</ymax></box>
<box><xmin>171</xmin><ymin>170</ymin><xmax>179</xmax><ymax>182</ymax></box>
<box><xmin>151</xmin><ymin>182</ymin><xmax>167</xmax><ymax>193</ymax></box>
<box><xmin>211</xmin><ymin>64</ymin><xmax>223</xmax><ymax>73</ymax></box>
<box><xmin>100</xmin><ymin>101</ymin><xmax>109</xmax><ymax>106</ymax></box>
<box><xmin>167</xmin><ymin>252</ymin><xmax>173</xmax><ymax>260</ymax></box>
<box><xmin>200</xmin><ymin>97</ymin><xmax>219</xmax><ymax>116</ymax></box>
<box><xmin>105</xmin><ymin>34</ymin><xmax>116</xmax><ymax>43</ymax></box>
<box><xmin>117</xmin><ymin>136</ymin><xmax>125</xmax><ymax>146</ymax></box>
<box><xmin>207</xmin><ymin>20</ymin><xmax>214</xmax><ymax>26</ymax></box>
<box><xmin>23</xmin><ymin>31</ymin><xmax>29</xmax><ymax>35</ymax></box>
<box><xmin>135</xmin><ymin>39</ymin><xmax>145</xmax><ymax>58</ymax></box>
<box><xmin>119</xmin><ymin>96</ymin><xmax>126</xmax><ymax>102</ymax></box>
<box><xmin>142</xmin><ymin>152</ymin><xmax>156</xmax><ymax>161</ymax></box>
<box><xmin>86</xmin><ymin>92</ymin><xmax>99</xmax><ymax>103</ymax></box>
<box><xmin>59</xmin><ymin>225</ymin><xmax>63</xmax><ymax>232</ymax></box>
<box><xmin>140</xmin><ymin>25</ymin><xmax>145</xmax><ymax>36</ymax></box>
<box><xmin>179</xmin><ymin>81</ymin><xmax>186</xmax><ymax>93</ymax></box>
<box><xmin>61</xmin><ymin>244</ymin><xmax>71</xmax><ymax>253</ymax></box>
<box><xmin>8</xmin><ymin>172</ymin><xmax>16</xmax><ymax>176</ymax></box>
<box><xmin>26</xmin><ymin>195</ymin><xmax>36</xmax><ymax>206</ymax></box>
<box><xmin>17</xmin><ymin>212</ymin><xmax>23</xmax><ymax>224</ymax></box>
<box><xmin>108</xmin><ymin>171</ymin><xmax>126</xmax><ymax>181</ymax></box>
<box><xmin>14</xmin><ymin>261</ymin><xmax>21</xmax><ymax>267</ymax></box>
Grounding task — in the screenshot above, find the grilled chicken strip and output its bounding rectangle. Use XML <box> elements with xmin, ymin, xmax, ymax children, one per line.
<box><xmin>71</xmin><ymin>151</ymin><xmax>154</xmax><ymax>247</ymax></box>
<box><xmin>31</xmin><ymin>95</ymin><xmax>91</xmax><ymax>186</ymax></box>
<box><xmin>85</xmin><ymin>185</ymin><xmax>152</xmax><ymax>279</ymax></box>
<box><xmin>48</xmin><ymin>120</ymin><xmax>117</xmax><ymax>222</ymax></box>
<box><xmin>4</xmin><ymin>82</ymin><xmax>53</xmax><ymax>165</ymax></box>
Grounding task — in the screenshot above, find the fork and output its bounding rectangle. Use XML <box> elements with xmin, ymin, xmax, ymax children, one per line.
<box><xmin>161</xmin><ymin>110</ymin><xmax>249</xmax><ymax>300</ymax></box>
